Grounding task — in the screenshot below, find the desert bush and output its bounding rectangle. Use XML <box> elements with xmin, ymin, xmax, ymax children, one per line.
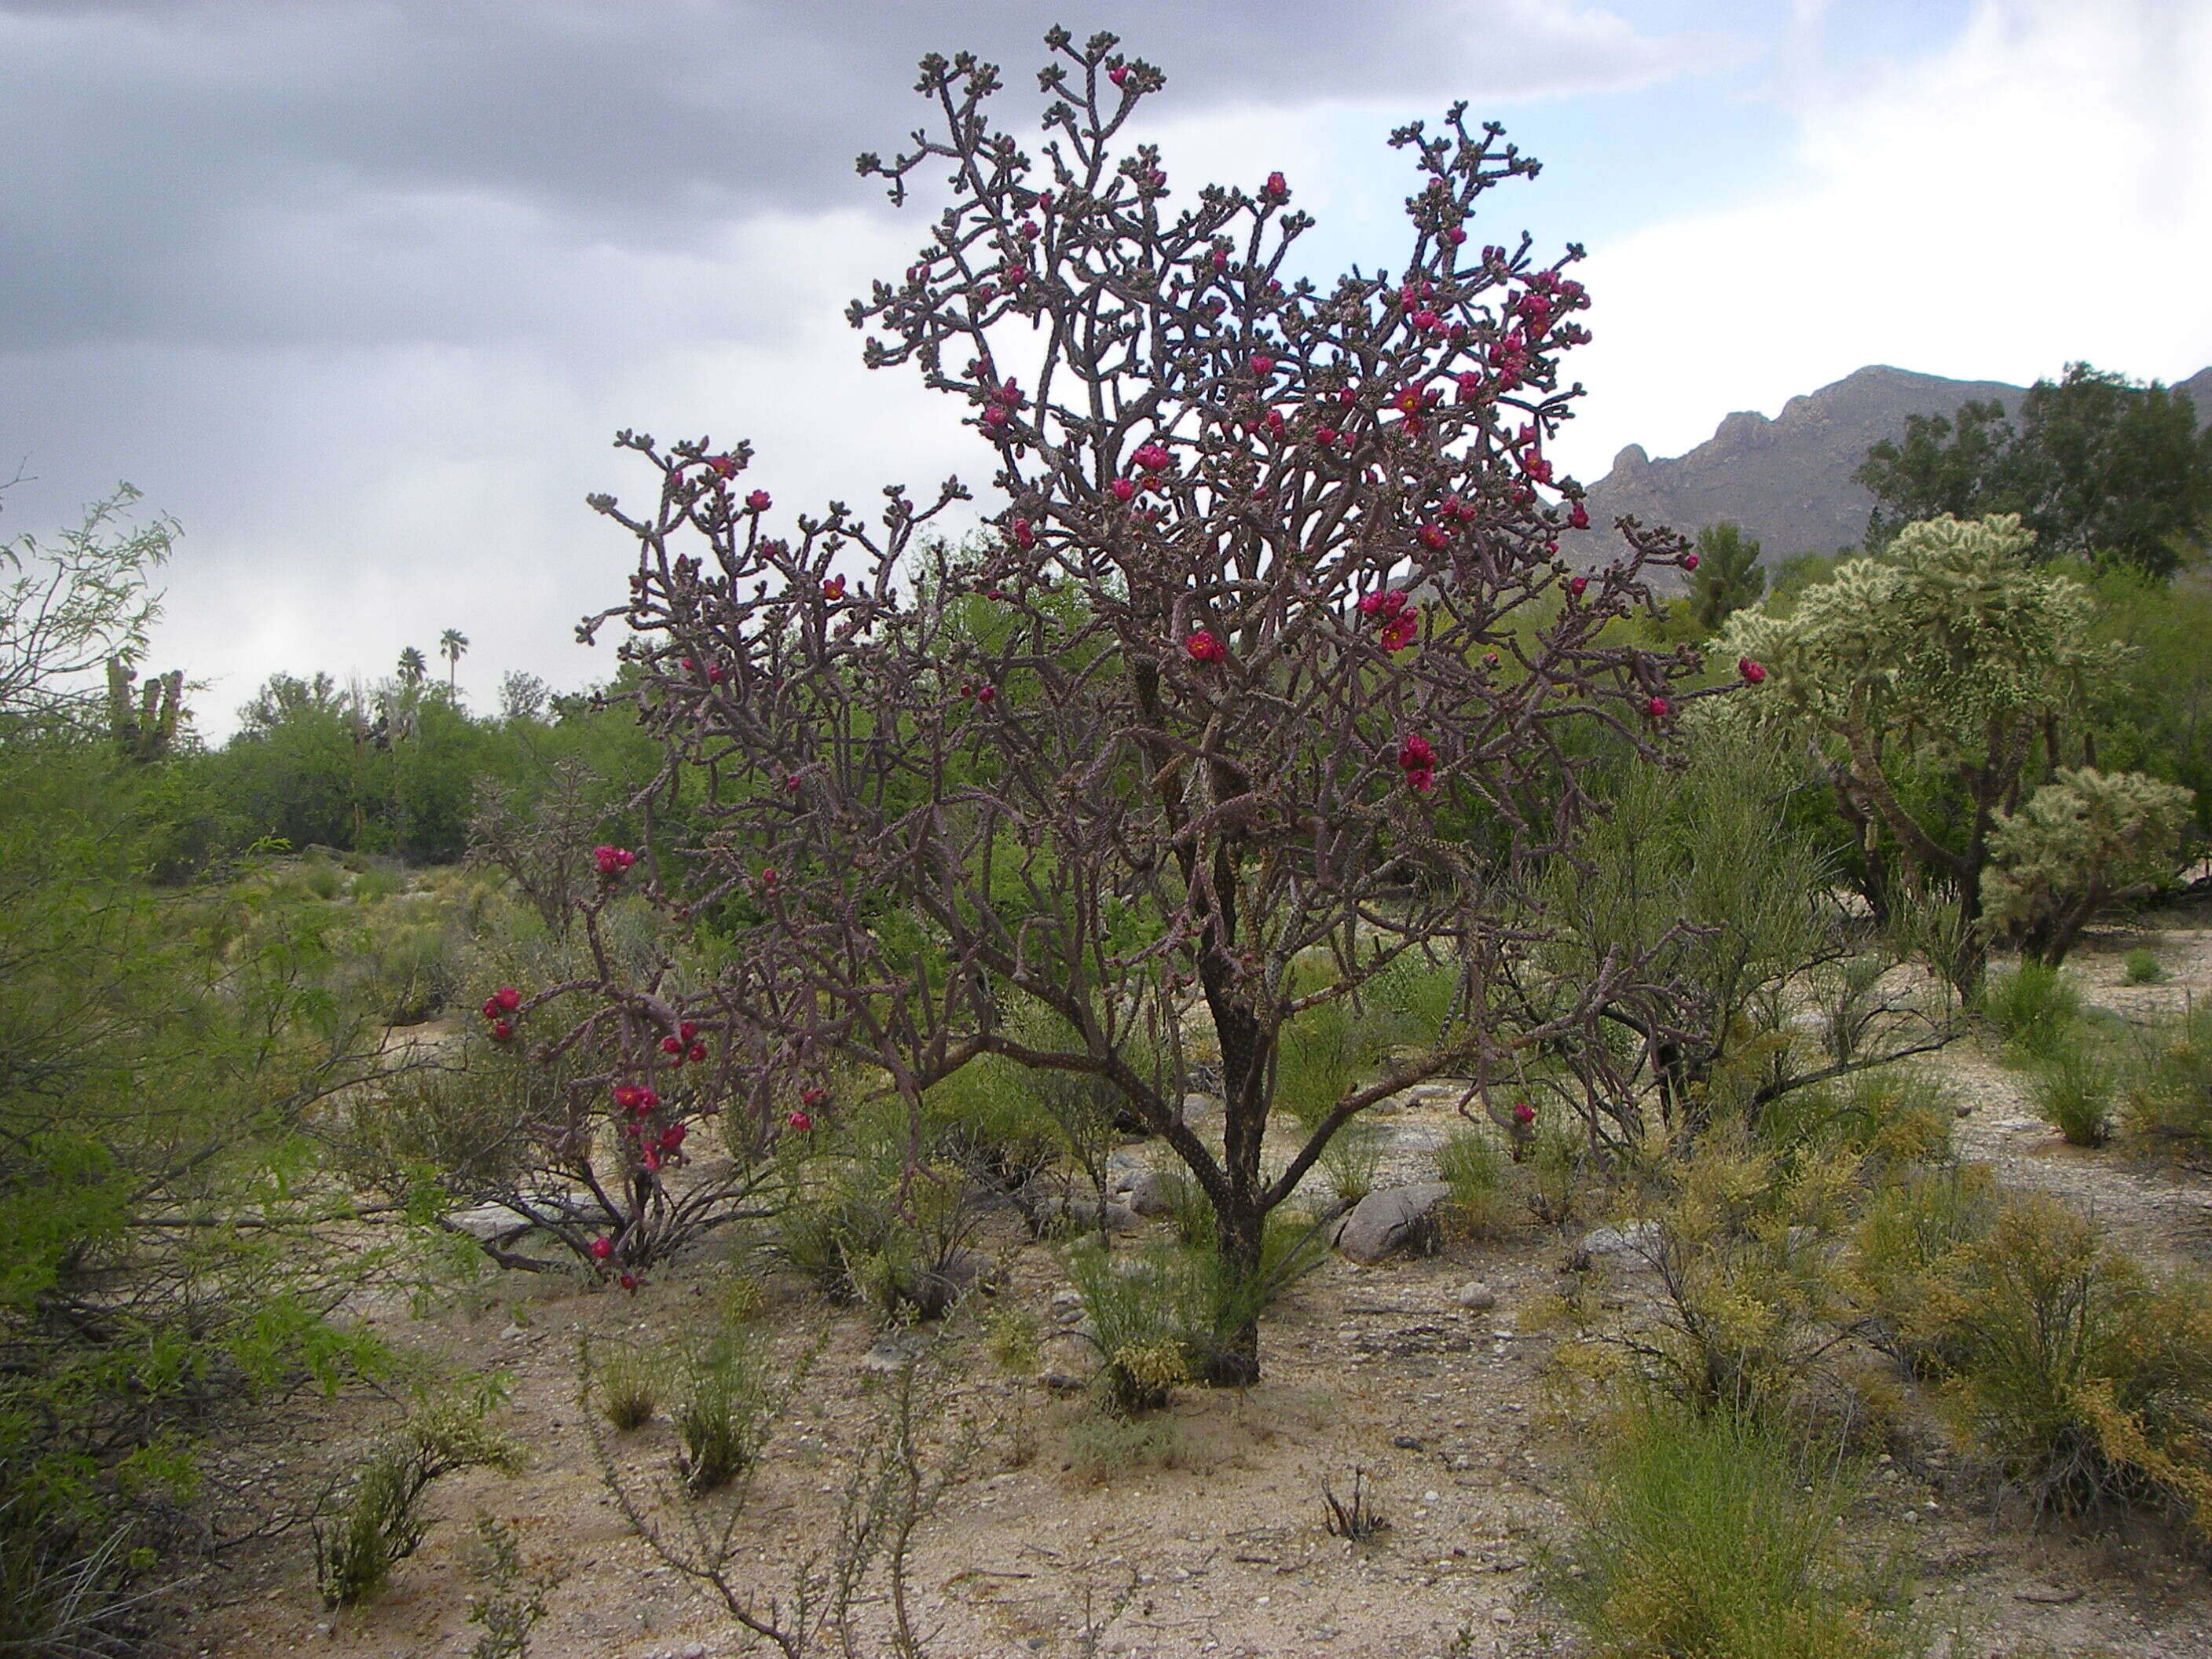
<box><xmin>1977</xmin><ymin>961</ymin><xmax>2082</xmax><ymax>1060</ymax></box>
<box><xmin>1318</xmin><ymin>1115</ymin><xmax>1384</xmax><ymax>1208</ymax></box>
<box><xmin>1061</xmin><ymin>1412</ymin><xmax>1191</xmax><ymax>1484</ymax></box>
<box><xmin>1925</xmin><ymin>1194</ymin><xmax>2212</xmax><ymax>1531</ymax></box>
<box><xmin>773</xmin><ymin>1105</ymin><xmax>980</xmax><ymax>1320</ymax></box>
<box><xmin>2123</xmin><ymin>946</ymin><xmax>2164</xmax><ymax>983</ymax></box>
<box><xmin>590</xmin><ymin>1339</ymin><xmax>657</xmax><ymax>1431</ymax></box>
<box><xmin>2031</xmin><ymin>1046</ymin><xmax>2115</xmax><ymax>1147</ymax></box>
<box><xmin>1603</xmin><ymin>1133</ymin><xmax>1859</xmax><ymax>1415</ymax></box>
<box><xmin>1555</xmin><ymin>1403</ymin><xmax>1922</xmax><ymax>1659</ymax></box>
<box><xmin>337</xmin><ymin>1060</ymin><xmax>535</xmax><ymax>1202</ymax></box>
<box><xmin>2119</xmin><ymin>1005</ymin><xmax>2212</xmax><ymax>1152</ymax></box>
<box><xmin>1437</xmin><ymin>1124</ymin><xmax>1513</xmax><ymax>1237</ymax></box>
<box><xmin>1716</xmin><ymin>513</ymin><xmax>2115</xmax><ymax>994</ymax></box>
<box><xmin>463</xmin><ymin>1514</ymin><xmax>559</xmax><ymax>1659</ymax></box>
<box><xmin>1064</xmin><ymin>1241</ymin><xmax>1194</xmax><ymax>1416</ymax></box>
<box><xmin>672</xmin><ymin>1335</ymin><xmax>767</xmax><ymax>1496</ymax></box>
<box><xmin>313</xmin><ymin>1385</ymin><xmax>525</xmax><ymax>1607</ymax></box>
<box><xmin>1848</xmin><ymin>1161</ymin><xmax>2001</xmax><ymax>1377</ymax></box>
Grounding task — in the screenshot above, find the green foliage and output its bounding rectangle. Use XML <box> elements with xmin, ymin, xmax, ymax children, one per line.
<box><xmin>591</xmin><ymin>1341</ymin><xmax>657</xmax><ymax>1432</ymax></box>
<box><xmin>772</xmin><ymin>1100</ymin><xmax>978</xmax><ymax>1320</ymax></box>
<box><xmin>1605</xmin><ymin>1133</ymin><xmax>1862</xmax><ymax>1415</ymax></box>
<box><xmin>0</xmin><ymin>484</ymin><xmax>176</xmax><ymax>730</ymax></box>
<box><xmin>1858</xmin><ymin>363</ymin><xmax>2212</xmax><ymax>580</ymax></box>
<box><xmin>1555</xmin><ymin>1404</ymin><xmax>1922</xmax><ymax>1659</ymax></box>
<box><xmin>1063</xmin><ymin>1241</ymin><xmax>1195</xmax><ymax>1416</ymax></box>
<box><xmin>1849</xmin><ymin>1160</ymin><xmax>2002</xmax><ymax>1378</ymax></box>
<box><xmin>2118</xmin><ymin>1005</ymin><xmax>2212</xmax><ymax>1153</ymax></box>
<box><xmin>2031</xmin><ymin>1047</ymin><xmax>2115</xmax><ymax>1148</ymax></box>
<box><xmin>1919</xmin><ymin>1195</ymin><xmax>2212</xmax><ymax>1533</ymax></box>
<box><xmin>672</xmin><ymin>1335</ymin><xmax>767</xmax><ymax>1496</ymax></box>
<box><xmin>1689</xmin><ymin>521</ymin><xmax>1767</xmax><ymax>633</ymax></box>
<box><xmin>464</xmin><ymin>1514</ymin><xmax>559</xmax><ymax>1659</ymax></box>
<box><xmin>1981</xmin><ymin>767</ymin><xmax>2195</xmax><ymax>966</ymax></box>
<box><xmin>1976</xmin><ymin>961</ymin><xmax>2082</xmax><ymax>1061</ymax></box>
<box><xmin>2078</xmin><ymin>561</ymin><xmax>2212</xmax><ymax>838</ymax></box>
<box><xmin>313</xmin><ymin>1384</ymin><xmax>525</xmax><ymax>1607</ymax></box>
<box><xmin>1060</xmin><ymin>1412</ymin><xmax>1192</xmax><ymax>1483</ymax></box>
<box><xmin>1544</xmin><ymin>722</ymin><xmax>1921</xmax><ymax>1144</ymax></box>
<box><xmin>1436</xmin><ymin>1125</ymin><xmax>1512</xmax><ymax>1237</ymax></box>
<box><xmin>2122</xmin><ymin>947</ymin><xmax>2165</xmax><ymax>984</ymax></box>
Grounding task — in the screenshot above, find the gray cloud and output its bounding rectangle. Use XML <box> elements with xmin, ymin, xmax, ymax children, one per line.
<box><xmin>0</xmin><ymin>0</ymin><xmax>1719</xmax><ymax>732</ymax></box>
<box><xmin>0</xmin><ymin>1</ymin><xmax>1708</xmax><ymax>349</ymax></box>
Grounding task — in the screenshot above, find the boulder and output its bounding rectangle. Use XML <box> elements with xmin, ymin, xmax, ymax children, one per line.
<box><xmin>1111</xmin><ymin>1169</ymin><xmax>1183</xmax><ymax>1219</ymax></box>
<box><xmin>1453</xmin><ymin>1280</ymin><xmax>1498</xmax><ymax>1313</ymax></box>
<box><xmin>1330</xmin><ymin>1181</ymin><xmax>1454</xmax><ymax>1265</ymax></box>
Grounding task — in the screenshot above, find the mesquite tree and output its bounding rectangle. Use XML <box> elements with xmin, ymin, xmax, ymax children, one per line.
<box><xmin>577</xmin><ymin>31</ymin><xmax>1708</xmax><ymax>1374</ymax></box>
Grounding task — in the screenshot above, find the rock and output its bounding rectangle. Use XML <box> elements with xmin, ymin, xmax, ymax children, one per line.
<box><xmin>860</xmin><ymin>1331</ymin><xmax>928</xmax><ymax>1373</ymax></box>
<box><xmin>1112</xmin><ymin>1169</ymin><xmax>1182</xmax><ymax>1219</ymax></box>
<box><xmin>1453</xmin><ymin>1280</ymin><xmax>1498</xmax><ymax>1313</ymax></box>
<box><xmin>1579</xmin><ymin>1220</ymin><xmax>1661</xmax><ymax>1259</ymax></box>
<box><xmin>1053</xmin><ymin>1198</ymin><xmax>1143</xmax><ymax>1235</ymax></box>
<box><xmin>1048</xmin><ymin>1288</ymin><xmax>1085</xmax><ymax>1323</ymax></box>
<box><xmin>1330</xmin><ymin>1182</ymin><xmax>1454</xmax><ymax>1265</ymax></box>
<box><xmin>893</xmin><ymin>1247</ymin><xmax>997</xmax><ymax>1319</ymax></box>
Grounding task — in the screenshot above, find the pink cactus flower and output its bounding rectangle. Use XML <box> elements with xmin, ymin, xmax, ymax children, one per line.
<box><xmin>745</xmin><ymin>489</ymin><xmax>771</xmax><ymax>511</ymax></box>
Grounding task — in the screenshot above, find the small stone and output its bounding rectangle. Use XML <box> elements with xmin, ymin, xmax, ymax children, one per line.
<box><xmin>1454</xmin><ymin>1280</ymin><xmax>1497</xmax><ymax>1312</ymax></box>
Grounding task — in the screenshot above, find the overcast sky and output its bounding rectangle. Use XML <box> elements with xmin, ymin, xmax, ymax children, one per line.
<box><xmin>2</xmin><ymin>0</ymin><xmax>2207</xmax><ymax>736</ymax></box>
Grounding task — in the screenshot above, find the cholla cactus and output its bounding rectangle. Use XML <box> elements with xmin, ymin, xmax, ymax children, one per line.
<box><xmin>1716</xmin><ymin>514</ymin><xmax>2121</xmax><ymax>989</ymax></box>
<box><xmin>579</xmin><ymin>30</ymin><xmax>1708</xmax><ymax>1378</ymax></box>
<box><xmin>1983</xmin><ymin>767</ymin><xmax>2195</xmax><ymax>966</ymax></box>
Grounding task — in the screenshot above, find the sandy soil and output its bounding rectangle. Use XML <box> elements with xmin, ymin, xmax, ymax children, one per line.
<box><xmin>175</xmin><ymin>925</ymin><xmax>2212</xmax><ymax>1659</ymax></box>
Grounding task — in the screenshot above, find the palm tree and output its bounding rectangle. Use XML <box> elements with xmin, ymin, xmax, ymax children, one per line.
<box><xmin>438</xmin><ymin>628</ymin><xmax>469</xmax><ymax>696</ymax></box>
<box><xmin>396</xmin><ymin>646</ymin><xmax>427</xmax><ymax>687</ymax></box>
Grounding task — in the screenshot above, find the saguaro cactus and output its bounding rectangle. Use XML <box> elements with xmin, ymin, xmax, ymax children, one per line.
<box><xmin>105</xmin><ymin>657</ymin><xmax>183</xmax><ymax>763</ymax></box>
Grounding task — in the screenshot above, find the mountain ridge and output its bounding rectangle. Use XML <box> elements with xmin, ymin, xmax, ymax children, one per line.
<box><xmin>1559</xmin><ymin>362</ymin><xmax>2212</xmax><ymax>566</ymax></box>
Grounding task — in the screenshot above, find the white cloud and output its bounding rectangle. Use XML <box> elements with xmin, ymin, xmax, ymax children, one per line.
<box><xmin>1552</xmin><ymin>0</ymin><xmax>2212</xmax><ymax>482</ymax></box>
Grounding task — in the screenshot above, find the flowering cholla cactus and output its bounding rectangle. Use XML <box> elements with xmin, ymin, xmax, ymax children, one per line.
<box><xmin>1716</xmin><ymin>514</ymin><xmax>2119</xmax><ymax>988</ymax></box>
<box><xmin>578</xmin><ymin>31</ymin><xmax>1705</xmax><ymax>1372</ymax></box>
<box><xmin>1983</xmin><ymin>767</ymin><xmax>2195</xmax><ymax>967</ymax></box>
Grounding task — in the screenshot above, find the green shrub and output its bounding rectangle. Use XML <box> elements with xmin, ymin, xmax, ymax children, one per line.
<box><xmin>1319</xmin><ymin>1116</ymin><xmax>1383</xmax><ymax>1208</ymax></box>
<box><xmin>338</xmin><ymin>1060</ymin><xmax>533</xmax><ymax>1200</ymax></box>
<box><xmin>593</xmin><ymin>1342</ymin><xmax>657</xmax><ymax>1431</ymax></box>
<box><xmin>350</xmin><ymin>866</ymin><xmax>404</xmax><ymax>904</ymax></box>
<box><xmin>1555</xmin><ymin>1404</ymin><xmax>1922</xmax><ymax>1659</ymax></box>
<box><xmin>1977</xmin><ymin>962</ymin><xmax>2082</xmax><ymax>1061</ymax></box>
<box><xmin>772</xmin><ymin>1101</ymin><xmax>978</xmax><ymax>1319</ymax></box>
<box><xmin>2119</xmin><ymin>1006</ymin><xmax>2212</xmax><ymax>1151</ymax></box>
<box><xmin>2122</xmin><ymin>947</ymin><xmax>2165</xmax><ymax>984</ymax></box>
<box><xmin>672</xmin><ymin>1336</ymin><xmax>766</xmax><ymax>1496</ymax></box>
<box><xmin>303</xmin><ymin>862</ymin><xmax>343</xmax><ymax>901</ymax></box>
<box><xmin>1437</xmin><ymin>1125</ymin><xmax>1512</xmax><ymax>1237</ymax></box>
<box><xmin>2031</xmin><ymin>1047</ymin><xmax>2114</xmax><ymax>1147</ymax></box>
<box><xmin>1849</xmin><ymin>1162</ymin><xmax>2001</xmax><ymax>1377</ymax></box>
<box><xmin>1925</xmin><ymin>1194</ymin><xmax>2212</xmax><ymax>1533</ymax></box>
<box><xmin>313</xmin><ymin>1387</ymin><xmax>525</xmax><ymax>1607</ymax></box>
<box><xmin>1064</xmin><ymin>1241</ymin><xmax>1193</xmax><ymax>1416</ymax></box>
<box><xmin>1060</xmin><ymin>1412</ymin><xmax>1190</xmax><ymax>1483</ymax></box>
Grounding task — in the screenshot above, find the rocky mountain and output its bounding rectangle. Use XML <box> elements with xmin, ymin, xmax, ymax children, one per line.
<box><xmin>1559</xmin><ymin>362</ymin><xmax>2212</xmax><ymax>568</ymax></box>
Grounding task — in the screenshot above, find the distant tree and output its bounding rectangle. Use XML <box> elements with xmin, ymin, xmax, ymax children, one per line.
<box><xmin>1687</xmin><ymin>522</ymin><xmax>1767</xmax><ymax>633</ymax></box>
<box><xmin>1856</xmin><ymin>399</ymin><xmax>2016</xmax><ymax>546</ymax></box>
<box><xmin>1858</xmin><ymin>364</ymin><xmax>2212</xmax><ymax>579</ymax></box>
<box><xmin>438</xmin><ymin>628</ymin><xmax>469</xmax><ymax>695</ymax></box>
<box><xmin>396</xmin><ymin>646</ymin><xmax>427</xmax><ymax>687</ymax></box>
<box><xmin>497</xmin><ymin>669</ymin><xmax>549</xmax><ymax>723</ymax></box>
